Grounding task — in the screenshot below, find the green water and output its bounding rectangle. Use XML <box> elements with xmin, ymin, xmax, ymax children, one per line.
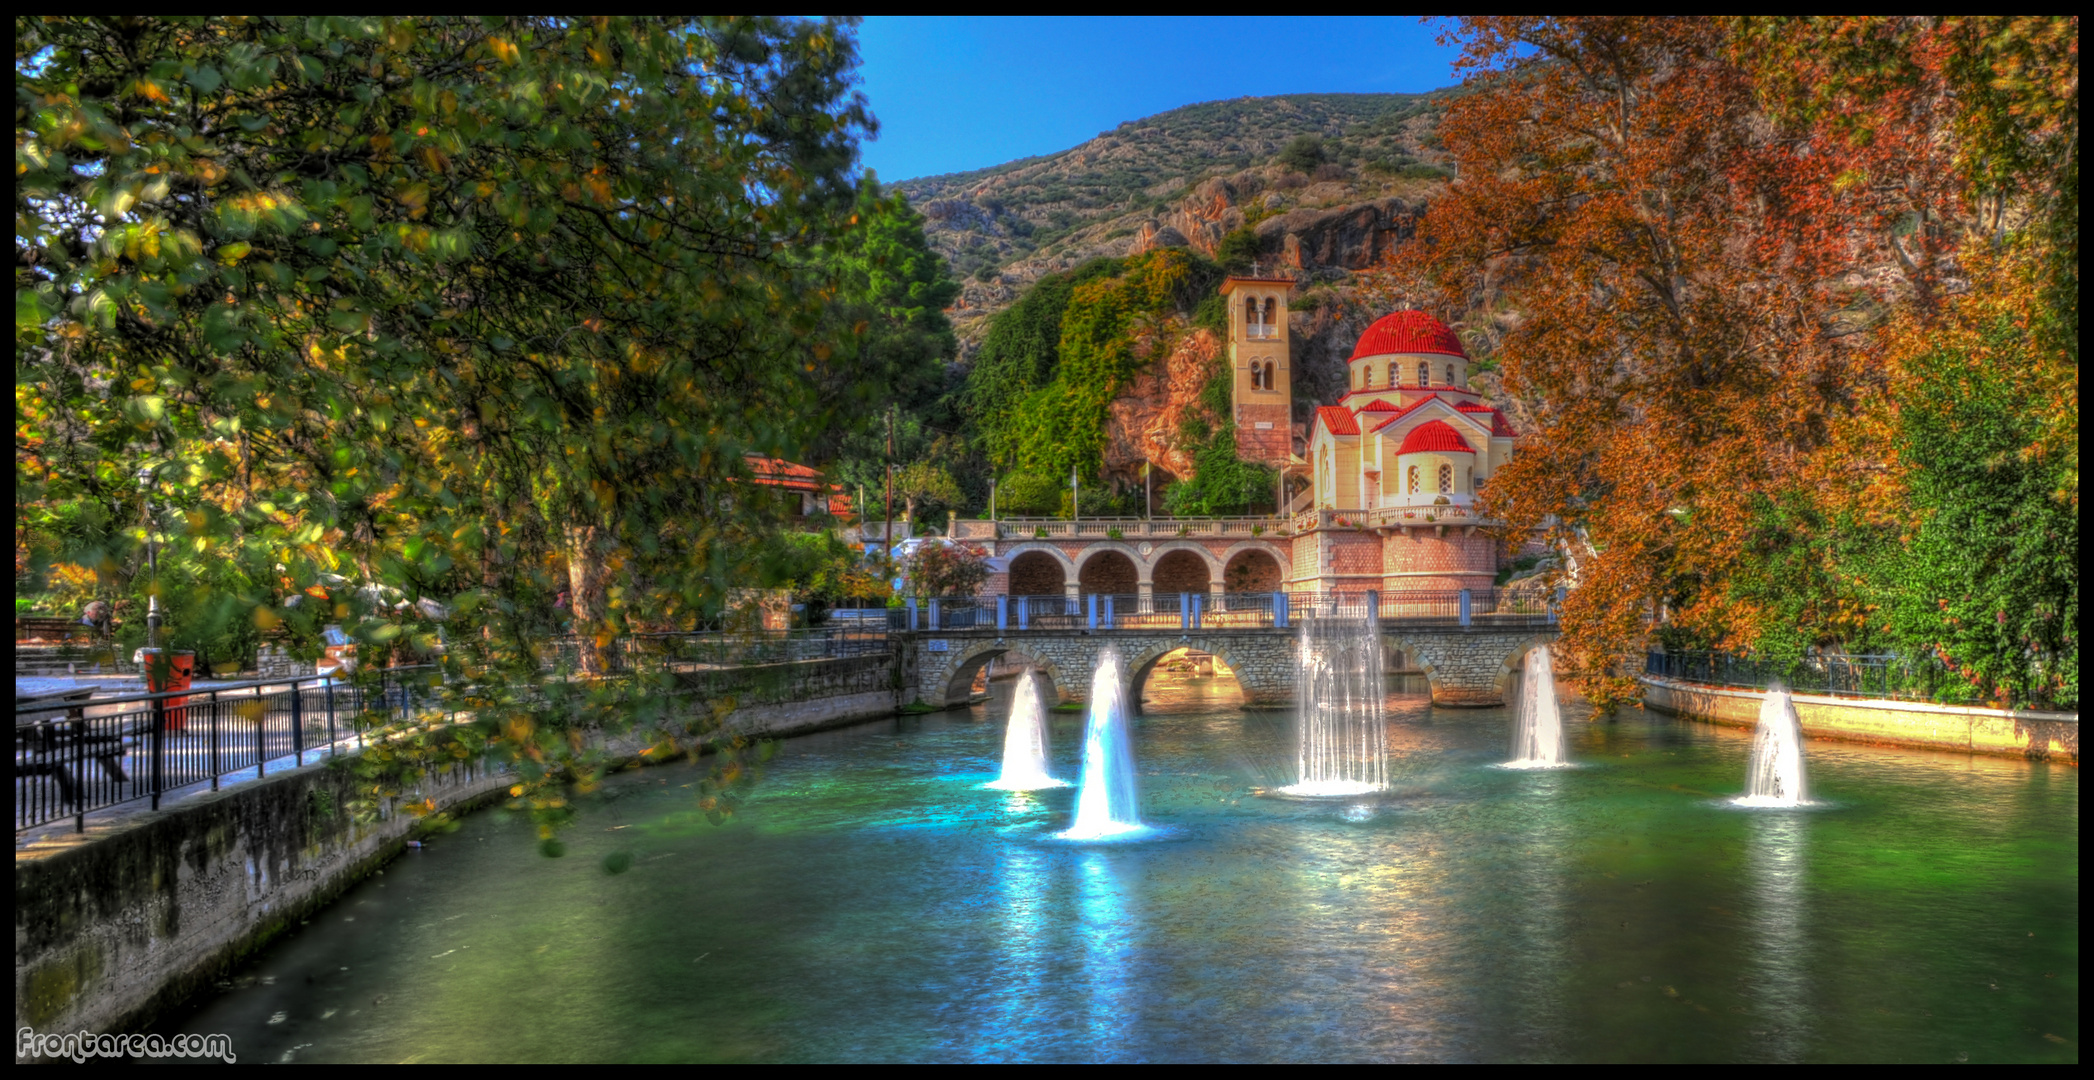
<box><xmin>162</xmin><ymin>675</ymin><xmax>2078</xmax><ymax>1063</ymax></box>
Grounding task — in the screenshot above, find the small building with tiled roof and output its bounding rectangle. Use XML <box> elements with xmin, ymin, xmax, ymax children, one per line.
<box><xmin>1294</xmin><ymin>307</ymin><xmax>1521</xmax><ymax>593</ymax></box>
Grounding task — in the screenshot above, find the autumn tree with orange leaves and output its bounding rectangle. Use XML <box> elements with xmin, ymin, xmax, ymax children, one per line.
<box><xmin>1385</xmin><ymin>16</ymin><xmax>2076</xmax><ymax>708</ymax></box>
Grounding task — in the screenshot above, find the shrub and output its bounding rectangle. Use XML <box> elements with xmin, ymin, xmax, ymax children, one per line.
<box><xmin>1277</xmin><ymin>134</ymin><xmax>1327</xmax><ymax>173</ymax></box>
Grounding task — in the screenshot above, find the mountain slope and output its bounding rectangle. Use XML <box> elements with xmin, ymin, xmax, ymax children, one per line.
<box><xmin>894</xmin><ymin>91</ymin><xmax>1459</xmax><ymax>344</ymax></box>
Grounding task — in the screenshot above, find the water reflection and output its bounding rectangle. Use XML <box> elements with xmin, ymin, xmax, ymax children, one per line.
<box><xmin>1744</xmin><ymin>811</ymin><xmax>1813</xmax><ymax>1060</ymax></box>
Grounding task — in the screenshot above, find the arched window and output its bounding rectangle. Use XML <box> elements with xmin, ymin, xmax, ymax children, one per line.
<box><xmin>1263</xmin><ymin>361</ymin><xmax>1276</xmax><ymax>390</ymax></box>
<box><xmin>1244</xmin><ymin>297</ymin><xmax>1259</xmax><ymax>335</ymax></box>
<box><xmin>1407</xmin><ymin>465</ymin><xmax>1419</xmax><ymax>494</ymax></box>
<box><xmin>1385</xmin><ymin>362</ymin><xmax>1394</xmax><ymax>387</ymax></box>
<box><xmin>1438</xmin><ymin>463</ymin><xmax>1453</xmax><ymax>494</ymax></box>
<box><xmin>1446</xmin><ymin>363</ymin><xmax>1456</xmax><ymax>385</ymax></box>
<box><xmin>1263</xmin><ymin>297</ymin><xmax>1277</xmax><ymax>332</ymax></box>
<box><xmin>1418</xmin><ymin>361</ymin><xmax>1430</xmax><ymax>386</ymax></box>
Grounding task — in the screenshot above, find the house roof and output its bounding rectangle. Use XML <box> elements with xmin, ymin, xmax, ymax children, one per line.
<box><xmin>1349</xmin><ymin>310</ymin><xmax>1467</xmax><ymax>362</ymax></box>
<box><xmin>1456</xmin><ymin>401</ymin><xmax>1521</xmax><ymax>437</ymax></box>
<box><xmin>1314</xmin><ymin>405</ymin><xmax>1360</xmax><ymax>436</ymax></box>
<box><xmin>1396</xmin><ymin>419</ymin><xmax>1477</xmax><ymax>455</ymax></box>
<box><xmin>746</xmin><ymin>455</ymin><xmax>825</xmax><ymax>492</ymax></box>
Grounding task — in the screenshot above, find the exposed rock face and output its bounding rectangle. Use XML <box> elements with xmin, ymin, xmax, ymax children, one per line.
<box><xmin>1263</xmin><ymin>197</ymin><xmax>1425</xmax><ymax>272</ymax></box>
<box><xmin>1102</xmin><ymin>329</ymin><xmax>1220</xmax><ymax>485</ymax></box>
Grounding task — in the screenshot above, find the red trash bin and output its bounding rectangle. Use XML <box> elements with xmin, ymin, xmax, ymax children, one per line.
<box><xmin>142</xmin><ymin>648</ymin><xmax>195</xmax><ymax>731</ymax></box>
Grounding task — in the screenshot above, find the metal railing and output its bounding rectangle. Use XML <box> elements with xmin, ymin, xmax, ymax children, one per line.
<box><xmin>15</xmin><ymin>666</ymin><xmax>443</xmax><ymax>834</ymax></box>
<box><xmin>542</xmin><ymin>625</ymin><xmax>893</xmax><ymax>674</ymax></box>
<box><xmin>1644</xmin><ymin>650</ymin><xmax>1986</xmax><ymax>706</ymax></box>
<box><xmin>888</xmin><ymin>587</ymin><xmax>1560</xmax><ymax>633</ymax></box>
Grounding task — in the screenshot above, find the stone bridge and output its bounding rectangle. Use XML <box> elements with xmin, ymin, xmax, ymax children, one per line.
<box><xmin>903</xmin><ymin>626</ymin><xmax>1557</xmax><ymax>710</ymax></box>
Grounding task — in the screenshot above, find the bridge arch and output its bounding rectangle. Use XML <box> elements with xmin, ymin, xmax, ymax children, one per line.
<box><xmin>1121</xmin><ymin>634</ymin><xmax>1279</xmax><ymax>713</ymax></box>
<box><xmin>936</xmin><ymin>641</ymin><xmax>1068</xmax><ymax>707</ymax></box>
<box><xmin>1380</xmin><ymin>629</ymin><xmax>1559</xmax><ymax>707</ymax></box>
<box><xmin>1489</xmin><ymin>633</ymin><xmax>1560</xmax><ymax>702</ymax></box>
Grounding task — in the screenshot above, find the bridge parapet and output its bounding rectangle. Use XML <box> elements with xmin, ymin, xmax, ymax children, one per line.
<box><xmin>903</xmin><ymin>622</ymin><xmax>1557</xmax><ymax>711</ymax></box>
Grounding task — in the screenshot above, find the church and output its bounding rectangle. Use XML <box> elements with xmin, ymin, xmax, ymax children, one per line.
<box><xmin>1221</xmin><ymin>275</ymin><xmax>1517</xmax><ymax>595</ymax></box>
<box><xmin>950</xmin><ymin>275</ymin><xmax>1521</xmax><ymax>605</ymax></box>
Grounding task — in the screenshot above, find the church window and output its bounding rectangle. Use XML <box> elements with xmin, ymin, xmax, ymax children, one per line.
<box><xmin>1263</xmin><ymin>297</ymin><xmax>1277</xmax><ymax>332</ymax></box>
<box><xmin>1244</xmin><ymin>297</ymin><xmax>1259</xmax><ymax>336</ymax></box>
<box><xmin>1418</xmin><ymin>361</ymin><xmax>1430</xmax><ymax>386</ymax></box>
<box><xmin>1407</xmin><ymin>465</ymin><xmax>1419</xmax><ymax>494</ymax></box>
<box><xmin>1447</xmin><ymin>363</ymin><xmax>1456</xmax><ymax>385</ymax></box>
<box><xmin>1264</xmin><ymin>361</ymin><xmax>1276</xmax><ymax>390</ymax></box>
<box><xmin>1438</xmin><ymin>463</ymin><xmax>1453</xmax><ymax>494</ymax></box>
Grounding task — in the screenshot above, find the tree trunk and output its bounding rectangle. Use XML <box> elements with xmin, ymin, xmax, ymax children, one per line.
<box><xmin>563</xmin><ymin>522</ymin><xmax>611</xmax><ymax>675</ymax></box>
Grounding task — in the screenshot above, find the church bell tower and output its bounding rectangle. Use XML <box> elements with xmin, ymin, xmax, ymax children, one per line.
<box><xmin>1220</xmin><ymin>275</ymin><xmax>1294</xmax><ymax>462</ymax></box>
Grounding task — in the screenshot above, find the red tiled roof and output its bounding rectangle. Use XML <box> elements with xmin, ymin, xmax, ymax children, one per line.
<box><xmin>1367</xmin><ymin>393</ymin><xmax>1463</xmax><ymax>433</ymax></box>
<box><xmin>1396</xmin><ymin>419</ymin><xmax>1476</xmax><ymax>455</ymax></box>
<box><xmin>1314</xmin><ymin>405</ymin><xmax>1359</xmax><ymax>436</ymax></box>
<box><xmin>1349</xmin><ymin>310</ymin><xmax>1467</xmax><ymax>362</ymax></box>
<box><xmin>1453</xmin><ymin>401</ymin><xmax>1520</xmax><ymax>438</ymax></box>
<box><xmin>1357</xmin><ymin>398</ymin><xmax>1402</xmax><ymax>412</ymax></box>
<box><xmin>746</xmin><ymin>455</ymin><xmax>824</xmax><ymax>491</ymax></box>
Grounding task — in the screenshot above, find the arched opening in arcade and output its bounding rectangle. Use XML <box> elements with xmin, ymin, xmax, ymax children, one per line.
<box><xmin>1151</xmin><ymin>549</ymin><xmax>1211</xmax><ymax>598</ymax></box>
<box><xmin>1129</xmin><ymin>645</ymin><xmax>1243</xmax><ymax>712</ymax></box>
<box><xmin>1223</xmin><ymin>549</ymin><xmax>1283</xmax><ymax>593</ymax></box>
<box><xmin>1077</xmin><ymin>550</ymin><xmax>1138</xmax><ymax>597</ymax></box>
<box><xmin>1008</xmin><ymin>550</ymin><xmax>1067</xmax><ymax>598</ymax></box>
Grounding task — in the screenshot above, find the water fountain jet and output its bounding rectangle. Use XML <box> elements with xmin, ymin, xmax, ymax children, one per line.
<box><xmin>1504</xmin><ymin>644</ymin><xmax>1571</xmax><ymax>769</ymax></box>
<box><xmin>984</xmin><ymin>669</ymin><xmax>1067</xmax><ymax>791</ymax></box>
<box><xmin>1057</xmin><ymin>647</ymin><xmax>1149</xmax><ymax>840</ymax></box>
<box><xmin>1736</xmin><ymin>688</ymin><xmax>1811</xmax><ymax>807</ymax></box>
<box><xmin>1277</xmin><ymin>614</ymin><xmax>1388</xmax><ymax>797</ymax></box>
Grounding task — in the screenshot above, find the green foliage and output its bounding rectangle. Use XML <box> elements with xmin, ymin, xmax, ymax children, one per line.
<box><xmin>15</xmin><ymin>15</ymin><xmax>881</xmax><ymax>838</ymax></box>
<box><xmin>965</xmin><ymin>250</ymin><xmax>1224</xmax><ymax>484</ymax></box>
<box><xmin>996</xmin><ymin>472</ymin><xmax>1065</xmax><ymax>515</ymax></box>
<box><xmin>1858</xmin><ymin>320</ymin><xmax>2078</xmax><ymax>707</ymax></box>
<box><xmin>1160</xmin><ymin>351</ymin><xmax>1276</xmax><ymax>517</ymax></box>
<box><xmin>899</xmin><ymin>541</ymin><xmax>989</xmax><ymax>597</ymax></box>
<box><xmin>1215</xmin><ymin>227</ymin><xmax>1263</xmax><ymax>274</ymax></box>
<box><xmin>1277</xmin><ymin>134</ymin><xmax>1328</xmax><ymax>173</ymax></box>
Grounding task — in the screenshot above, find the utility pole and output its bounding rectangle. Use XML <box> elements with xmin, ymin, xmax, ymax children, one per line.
<box><xmin>1070</xmin><ymin>465</ymin><xmax>1079</xmax><ymax>525</ymax></box>
<box><xmin>1144</xmin><ymin>461</ymin><xmax>1152</xmax><ymax>522</ymax></box>
<box><xmin>883</xmin><ymin>406</ymin><xmax>895</xmax><ymax>569</ymax></box>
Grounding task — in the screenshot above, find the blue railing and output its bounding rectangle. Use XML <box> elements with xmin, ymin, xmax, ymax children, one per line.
<box><xmin>889</xmin><ymin>587</ymin><xmax>1560</xmax><ymax>632</ymax></box>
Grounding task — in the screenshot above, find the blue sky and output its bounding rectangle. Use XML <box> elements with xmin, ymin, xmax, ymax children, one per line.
<box><xmin>853</xmin><ymin>17</ymin><xmax>1467</xmax><ymax>182</ymax></box>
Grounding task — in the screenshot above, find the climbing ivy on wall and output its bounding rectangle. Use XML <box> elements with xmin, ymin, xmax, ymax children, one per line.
<box><xmin>965</xmin><ymin>249</ymin><xmax>1226</xmax><ymax>489</ymax></box>
<box><xmin>1161</xmin><ymin>348</ymin><xmax>1277</xmax><ymax>517</ymax></box>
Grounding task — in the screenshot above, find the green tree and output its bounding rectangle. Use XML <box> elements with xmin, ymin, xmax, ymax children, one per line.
<box><xmin>16</xmin><ymin>15</ymin><xmax>880</xmax><ymax>837</ymax></box>
<box><xmin>1276</xmin><ymin>133</ymin><xmax>1327</xmax><ymax>173</ymax></box>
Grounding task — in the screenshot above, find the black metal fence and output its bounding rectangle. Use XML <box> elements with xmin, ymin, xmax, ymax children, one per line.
<box><xmin>15</xmin><ymin>666</ymin><xmax>442</xmax><ymax>834</ymax></box>
<box><xmin>1644</xmin><ymin>650</ymin><xmax>1978</xmax><ymax>705</ymax></box>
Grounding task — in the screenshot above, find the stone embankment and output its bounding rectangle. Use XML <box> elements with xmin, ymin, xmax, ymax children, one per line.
<box><xmin>1640</xmin><ymin>675</ymin><xmax>2078</xmax><ymax>764</ymax></box>
<box><xmin>14</xmin><ymin>655</ymin><xmax>906</xmax><ymax>1052</ymax></box>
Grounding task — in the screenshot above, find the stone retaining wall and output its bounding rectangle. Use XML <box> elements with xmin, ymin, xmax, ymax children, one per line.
<box><xmin>1640</xmin><ymin>676</ymin><xmax>2078</xmax><ymax>763</ymax></box>
<box><xmin>14</xmin><ymin>678</ymin><xmax>904</xmax><ymax>1052</ymax></box>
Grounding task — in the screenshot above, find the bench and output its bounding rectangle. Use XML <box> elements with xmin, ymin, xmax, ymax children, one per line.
<box><xmin>16</xmin><ymin>616</ymin><xmax>92</xmax><ymax>644</ymax></box>
<box><xmin>15</xmin><ymin>690</ymin><xmax>129</xmax><ymax>804</ymax></box>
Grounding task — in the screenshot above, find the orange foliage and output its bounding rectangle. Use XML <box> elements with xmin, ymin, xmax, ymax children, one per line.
<box><xmin>1387</xmin><ymin>17</ymin><xmax>1971</xmax><ymax>706</ymax></box>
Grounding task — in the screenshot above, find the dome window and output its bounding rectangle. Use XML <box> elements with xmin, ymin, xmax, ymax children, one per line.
<box><xmin>1438</xmin><ymin>463</ymin><xmax>1453</xmax><ymax>494</ymax></box>
<box><xmin>1418</xmin><ymin>361</ymin><xmax>1431</xmax><ymax>386</ymax></box>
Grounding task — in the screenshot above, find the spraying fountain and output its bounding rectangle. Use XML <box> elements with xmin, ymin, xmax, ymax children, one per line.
<box><xmin>1277</xmin><ymin>612</ymin><xmax>1388</xmax><ymax>797</ymax></box>
<box><xmin>1057</xmin><ymin>647</ymin><xmax>1149</xmax><ymax>840</ymax></box>
<box><xmin>985</xmin><ymin>669</ymin><xmax>1068</xmax><ymax>791</ymax></box>
<box><xmin>1504</xmin><ymin>644</ymin><xmax>1572</xmax><ymax>769</ymax></box>
<box><xmin>1736</xmin><ymin>688</ymin><xmax>1811</xmax><ymax>807</ymax></box>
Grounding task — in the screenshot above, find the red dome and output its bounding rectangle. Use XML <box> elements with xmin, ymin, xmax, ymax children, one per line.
<box><xmin>1349</xmin><ymin>310</ymin><xmax>1466</xmax><ymax>361</ymax></box>
<box><xmin>1396</xmin><ymin>419</ymin><xmax>1475</xmax><ymax>455</ymax></box>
